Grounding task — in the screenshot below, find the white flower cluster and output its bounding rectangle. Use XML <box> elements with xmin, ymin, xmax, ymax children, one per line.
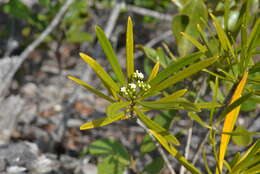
<box><xmin>137</xmin><ymin>80</ymin><xmax>151</xmax><ymax>91</ymax></box>
<box><xmin>120</xmin><ymin>83</ymin><xmax>137</xmax><ymax>99</ymax></box>
<box><xmin>120</xmin><ymin>70</ymin><xmax>151</xmax><ymax>99</ymax></box>
<box><xmin>132</xmin><ymin>70</ymin><xmax>144</xmax><ymax>80</ymax></box>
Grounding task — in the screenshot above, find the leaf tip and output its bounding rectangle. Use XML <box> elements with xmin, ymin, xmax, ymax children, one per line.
<box><xmin>209</xmin><ymin>12</ymin><xmax>214</xmax><ymax>19</ymax></box>
<box><xmin>94</xmin><ymin>25</ymin><xmax>99</xmax><ymax>29</ymax></box>
<box><xmin>67</xmin><ymin>75</ymin><xmax>74</xmax><ymax>80</ymax></box>
<box><xmin>128</xmin><ymin>16</ymin><xmax>132</xmax><ymax>22</ymax></box>
<box><xmin>79</xmin><ymin>52</ymin><xmax>85</xmax><ymax>57</ymax></box>
<box><xmin>79</xmin><ymin>52</ymin><xmax>91</xmax><ymax>62</ymax></box>
<box><xmin>80</xmin><ymin>124</ymin><xmax>89</xmax><ymax>130</ymax></box>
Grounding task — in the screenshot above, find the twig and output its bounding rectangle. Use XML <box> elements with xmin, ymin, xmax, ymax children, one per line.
<box><xmin>171</xmin><ymin>0</ymin><xmax>183</xmax><ymax>9</ymax></box>
<box><xmin>192</xmin><ymin>131</ymin><xmax>209</xmax><ymax>165</ymax></box>
<box><xmin>137</xmin><ymin>118</ymin><xmax>176</xmax><ymax>174</ymax></box>
<box><xmin>127</xmin><ymin>5</ymin><xmax>172</xmax><ymax>21</ymax></box>
<box><xmin>104</xmin><ymin>2</ymin><xmax>124</xmax><ymax>38</ymax></box>
<box><xmin>180</xmin><ymin>122</ymin><xmax>193</xmax><ymax>174</ymax></box>
<box><xmin>135</xmin><ymin>30</ymin><xmax>173</xmax><ymax>59</ymax></box>
<box><xmin>0</xmin><ymin>0</ymin><xmax>74</xmax><ymax>96</ymax></box>
<box><xmin>89</xmin><ymin>1</ymin><xmax>173</xmax><ymax>21</ymax></box>
<box><xmin>181</xmin><ymin>77</ymin><xmax>207</xmax><ymax>174</ymax></box>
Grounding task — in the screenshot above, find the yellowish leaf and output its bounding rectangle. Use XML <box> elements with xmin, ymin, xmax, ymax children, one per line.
<box><xmin>148</xmin><ymin>61</ymin><xmax>160</xmax><ymax>82</ymax></box>
<box><xmin>80</xmin><ymin>112</ymin><xmax>128</xmax><ymax>130</ymax></box>
<box><xmin>217</xmin><ymin>71</ymin><xmax>248</xmax><ymax>173</ymax></box>
<box><xmin>126</xmin><ymin>16</ymin><xmax>134</xmax><ymax>79</ymax></box>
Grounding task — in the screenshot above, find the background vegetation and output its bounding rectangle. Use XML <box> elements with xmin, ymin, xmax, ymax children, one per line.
<box><xmin>0</xmin><ymin>0</ymin><xmax>259</xmax><ymax>174</ymax></box>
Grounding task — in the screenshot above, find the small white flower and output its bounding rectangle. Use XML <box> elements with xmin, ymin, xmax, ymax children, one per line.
<box><xmin>120</xmin><ymin>86</ymin><xmax>126</xmax><ymax>93</ymax></box>
<box><xmin>137</xmin><ymin>72</ymin><xmax>144</xmax><ymax>79</ymax></box>
<box><xmin>134</xmin><ymin>70</ymin><xmax>144</xmax><ymax>79</ymax></box>
<box><xmin>129</xmin><ymin>83</ymin><xmax>136</xmax><ymax>89</ymax></box>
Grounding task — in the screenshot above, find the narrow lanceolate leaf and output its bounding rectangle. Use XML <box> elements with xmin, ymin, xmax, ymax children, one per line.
<box><xmin>231</xmin><ymin>140</ymin><xmax>260</xmax><ymax>174</ymax></box>
<box><xmin>68</xmin><ymin>76</ymin><xmax>115</xmax><ymax>103</ymax></box>
<box><xmin>149</xmin><ymin>129</ymin><xmax>202</xmax><ymax>174</ymax></box>
<box><xmin>79</xmin><ymin>53</ymin><xmax>119</xmax><ymax>95</ymax></box>
<box><xmin>181</xmin><ymin>32</ymin><xmax>207</xmax><ymax>52</ymax></box>
<box><xmin>150</xmin><ymin>51</ymin><xmax>204</xmax><ymax>86</ymax></box>
<box><xmin>135</xmin><ymin>110</ymin><xmax>180</xmax><ymax>146</ymax></box>
<box><xmin>138</xmin><ymin>98</ymin><xmax>199</xmax><ymax>112</ymax></box>
<box><xmin>147</xmin><ymin>61</ymin><xmax>160</xmax><ymax>82</ymax></box>
<box><xmin>126</xmin><ymin>17</ymin><xmax>134</xmax><ymax>79</ymax></box>
<box><xmin>187</xmin><ymin>112</ymin><xmax>212</xmax><ymax>129</ymax></box>
<box><xmin>217</xmin><ymin>92</ymin><xmax>252</xmax><ymax>125</ymax></box>
<box><xmin>152</xmin><ymin>56</ymin><xmax>218</xmax><ymax>92</ymax></box>
<box><xmin>106</xmin><ymin>101</ymin><xmax>130</xmax><ymax>118</ymax></box>
<box><xmin>210</xmin><ymin>13</ymin><xmax>235</xmax><ymax>57</ymax></box>
<box><xmin>196</xmin><ymin>102</ymin><xmax>222</xmax><ymax>109</ymax></box>
<box><xmin>159</xmin><ymin>89</ymin><xmax>187</xmax><ymax>102</ymax></box>
<box><xmin>80</xmin><ymin>112</ymin><xmax>128</xmax><ymax>130</ymax></box>
<box><xmin>218</xmin><ymin>71</ymin><xmax>248</xmax><ymax>173</ymax></box>
<box><xmin>95</xmin><ymin>26</ymin><xmax>125</xmax><ymax>85</ymax></box>
<box><xmin>247</xmin><ymin>18</ymin><xmax>260</xmax><ymax>54</ymax></box>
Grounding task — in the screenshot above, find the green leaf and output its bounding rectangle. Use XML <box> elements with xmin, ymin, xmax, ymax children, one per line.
<box><xmin>3</xmin><ymin>0</ymin><xmax>33</xmax><ymax>21</ymax></box>
<box><xmin>140</xmin><ymin>111</ymin><xmax>176</xmax><ymax>153</ymax></box>
<box><xmin>187</xmin><ymin>112</ymin><xmax>211</xmax><ymax>129</ymax></box>
<box><xmin>237</xmin><ymin>139</ymin><xmax>260</xmax><ymax>164</ymax></box>
<box><xmin>210</xmin><ymin>13</ymin><xmax>235</xmax><ymax>57</ymax></box>
<box><xmin>196</xmin><ymin>24</ymin><xmax>217</xmax><ymax>57</ymax></box>
<box><xmin>141</xmin><ymin>46</ymin><xmax>171</xmax><ymax>68</ymax></box>
<box><xmin>242</xmin><ymin>162</ymin><xmax>260</xmax><ymax>174</ymax></box>
<box><xmin>148</xmin><ymin>129</ymin><xmax>202</xmax><ymax>174</ymax></box>
<box><xmin>227</xmin><ymin>10</ymin><xmax>240</xmax><ymax>31</ymax></box>
<box><xmin>138</xmin><ymin>99</ymin><xmax>199</xmax><ymax>112</ymax></box>
<box><xmin>217</xmin><ymin>92</ymin><xmax>253</xmax><ymax>125</ymax></box>
<box><xmin>95</xmin><ymin>26</ymin><xmax>125</xmax><ymax>85</ymax></box>
<box><xmin>89</xmin><ymin>139</ymin><xmax>130</xmax><ymax>165</ymax></box>
<box><xmin>172</xmin><ymin>0</ymin><xmax>208</xmax><ymax>56</ymax></box>
<box><xmin>143</xmin><ymin>157</ymin><xmax>164</xmax><ymax>174</ymax></box>
<box><xmin>231</xmin><ymin>140</ymin><xmax>260</xmax><ymax>173</ymax></box>
<box><xmin>80</xmin><ymin>112</ymin><xmax>128</xmax><ymax>130</ymax></box>
<box><xmin>67</xmin><ymin>76</ymin><xmax>115</xmax><ymax>102</ymax></box>
<box><xmin>249</xmin><ymin>61</ymin><xmax>260</xmax><ymax>74</ymax></box>
<box><xmin>223</xmin><ymin>0</ymin><xmax>231</xmax><ymax>31</ymax></box>
<box><xmin>39</xmin><ymin>0</ymin><xmax>50</xmax><ymax>7</ymax></box>
<box><xmin>135</xmin><ymin>110</ymin><xmax>180</xmax><ymax>146</ymax></box>
<box><xmin>231</xmin><ymin>125</ymin><xmax>253</xmax><ymax>147</ymax></box>
<box><xmin>202</xmin><ymin>148</ymin><xmax>213</xmax><ymax>174</ymax></box>
<box><xmin>241</xmin><ymin>98</ymin><xmax>257</xmax><ymax>112</ymax></box>
<box><xmin>172</xmin><ymin>14</ymin><xmax>189</xmax><ymax>44</ymax></box>
<box><xmin>229</xmin><ymin>152</ymin><xmax>241</xmax><ymax>168</ymax></box>
<box><xmin>181</xmin><ymin>32</ymin><xmax>207</xmax><ymax>52</ymax></box>
<box><xmin>66</xmin><ymin>32</ymin><xmax>93</xmax><ymax>43</ymax></box>
<box><xmin>140</xmin><ymin>135</ymin><xmax>156</xmax><ymax>153</ymax></box>
<box><xmin>158</xmin><ymin>89</ymin><xmax>187</xmax><ymax>102</ymax></box>
<box><xmin>196</xmin><ymin>102</ymin><xmax>222</xmax><ymax>109</ymax></box>
<box><xmin>148</xmin><ymin>61</ymin><xmax>160</xmax><ymax>82</ymax></box>
<box><xmin>79</xmin><ymin>53</ymin><xmax>119</xmax><ymax>98</ymax></box>
<box><xmin>151</xmin><ymin>56</ymin><xmax>218</xmax><ymax>92</ymax></box>
<box><xmin>97</xmin><ymin>156</ymin><xmax>125</xmax><ymax>174</ymax></box>
<box><xmin>156</xmin><ymin>47</ymin><xmax>171</xmax><ymax>67</ymax></box>
<box><xmin>150</xmin><ymin>51</ymin><xmax>204</xmax><ymax>86</ymax></box>
<box><xmin>106</xmin><ymin>102</ymin><xmax>130</xmax><ymax>118</ymax></box>
<box><xmin>126</xmin><ymin>17</ymin><xmax>134</xmax><ymax>79</ymax></box>
<box><xmin>247</xmin><ymin>18</ymin><xmax>260</xmax><ymax>56</ymax></box>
